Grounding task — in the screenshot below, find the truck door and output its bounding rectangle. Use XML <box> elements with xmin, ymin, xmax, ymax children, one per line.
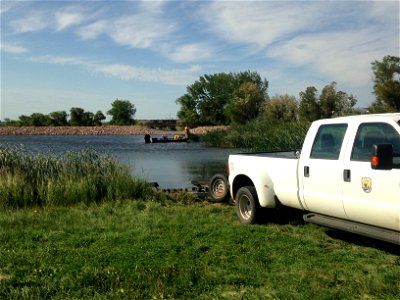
<box><xmin>342</xmin><ymin>122</ymin><xmax>400</xmax><ymax>231</ymax></box>
<box><xmin>300</xmin><ymin>123</ymin><xmax>348</xmax><ymax>218</ymax></box>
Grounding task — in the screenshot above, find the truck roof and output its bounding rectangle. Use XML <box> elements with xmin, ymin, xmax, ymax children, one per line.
<box><xmin>316</xmin><ymin>113</ymin><xmax>400</xmax><ymax>124</ymax></box>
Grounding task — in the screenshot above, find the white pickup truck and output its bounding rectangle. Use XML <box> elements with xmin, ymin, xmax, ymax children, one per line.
<box><xmin>228</xmin><ymin>113</ymin><xmax>400</xmax><ymax>244</ymax></box>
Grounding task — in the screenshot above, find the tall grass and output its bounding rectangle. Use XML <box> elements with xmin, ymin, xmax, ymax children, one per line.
<box><xmin>202</xmin><ymin>118</ymin><xmax>310</xmax><ymax>151</ymax></box>
<box><xmin>0</xmin><ymin>146</ymin><xmax>153</xmax><ymax>209</ymax></box>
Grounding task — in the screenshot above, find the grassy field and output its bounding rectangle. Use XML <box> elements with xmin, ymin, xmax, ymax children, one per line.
<box><xmin>1</xmin><ymin>200</ymin><xmax>399</xmax><ymax>299</ymax></box>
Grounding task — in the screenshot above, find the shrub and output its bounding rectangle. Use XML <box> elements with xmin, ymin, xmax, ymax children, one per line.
<box><xmin>202</xmin><ymin>118</ymin><xmax>310</xmax><ymax>151</ymax></box>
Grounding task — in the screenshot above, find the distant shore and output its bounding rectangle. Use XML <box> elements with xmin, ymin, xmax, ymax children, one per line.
<box><xmin>0</xmin><ymin>125</ymin><xmax>229</xmax><ymax>136</ymax></box>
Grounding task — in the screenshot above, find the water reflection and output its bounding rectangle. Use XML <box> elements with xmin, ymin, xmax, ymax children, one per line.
<box><xmin>0</xmin><ymin>135</ymin><xmax>236</xmax><ymax>188</ymax></box>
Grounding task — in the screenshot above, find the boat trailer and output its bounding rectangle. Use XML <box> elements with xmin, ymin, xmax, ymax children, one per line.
<box><xmin>151</xmin><ymin>173</ymin><xmax>231</xmax><ymax>202</ymax></box>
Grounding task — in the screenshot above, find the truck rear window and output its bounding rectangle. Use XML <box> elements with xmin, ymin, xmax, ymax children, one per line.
<box><xmin>310</xmin><ymin>124</ymin><xmax>348</xmax><ymax>160</ymax></box>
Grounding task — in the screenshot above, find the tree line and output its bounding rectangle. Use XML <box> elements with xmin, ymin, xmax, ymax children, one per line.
<box><xmin>177</xmin><ymin>55</ymin><xmax>399</xmax><ymax>126</ymax></box>
<box><xmin>1</xmin><ymin>99</ymin><xmax>136</xmax><ymax>127</ymax></box>
<box><xmin>2</xmin><ymin>55</ymin><xmax>398</xmax><ymax>128</ymax></box>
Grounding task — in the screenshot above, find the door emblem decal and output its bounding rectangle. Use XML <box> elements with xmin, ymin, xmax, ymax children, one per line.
<box><xmin>362</xmin><ymin>177</ymin><xmax>372</xmax><ymax>193</ymax></box>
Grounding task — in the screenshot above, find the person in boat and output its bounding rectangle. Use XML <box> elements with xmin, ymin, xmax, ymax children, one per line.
<box><xmin>144</xmin><ymin>127</ymin><xmax>190</xmax><ymax>143</ymax></box>
<box><xmin>144</xmin><ymin>134</ymin><xmax>152</xmax><ymax>143</ymax></box>
<box><xmin>184</xmin><ymin>126</ymin><xmax>190</xmax><ymax>139</ymax></box>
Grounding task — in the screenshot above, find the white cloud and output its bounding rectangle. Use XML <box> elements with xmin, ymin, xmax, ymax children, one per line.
<box><xmin>267</xmin><ymin>26</ymin><xmax>397</xmax><ymax>87</ymax></box>
<box><xmin>55</xmin><ymin>9</ymin><xmax>86</xmax><ymax>31</ymax></box>
<box><xmin>139</xmin><ymin>0</ymin><xmax>168</xmax><ymax>14</ymax></box>
<box><xmin>1</xmin><ymin>43</ymin><xmax>28</xmax><ymax>54</ymax></box>
<box><xmin>368</xmin><ymin>1</ymin><xmax>399</xmax><ymax>23</ymax></box>
<box><xmin>0</xmin><ymin>1</ymin><xmax>20</xmax><ymax>15</ymax></box>
<box><xmin>201</xmin><ymin>1</ymin><xmax>318</xmax><ymax>48</ymax></box>
<box><xmin>165</xmin><ymin>43</ymin><xmax>212</xmax><ymax>63</ymax></box>
<box><xmin>109</xmin><ymin>14</ymin><xmax>176</xmax><ymax>49</ymax></box>
<box><xmin>91</xmin><ymin>64</ymin><xmax>138</xmax><ymax>80</ymax></box>
<box><xmin>90</xmin><ymin>63</ymin><xmax>200</xmax><ymax>85</ymax></box>
<box><xmin>78</xmin><ymin>11</ymin><xmax>176</xmax><ymax>49</ymax></box>
<box><xmin>10</xmin><ymin>12</ymin><xmax>48</xmax><ymax>33</ymax></box>
<box><xmin>0</xmin><ymin>4</ymin><xmax>11</xmax><ymax>14</ymax></box>
<box><xmin>29</xmin><ymin>55</ymin><xmax>88</xmax><ymax>66</ymax></box>
<box><xmin>78</xmin><ymin>21</ymin><xmax>107</xmax><ymax>40</ymax></box>
<box><xmin>27</xmin><ymin>54</ymin><xmax>201</xmax><ymax>85</ymax></box>
<box><xmin>202</xmin><ymin>1</ymin><xmax>398</xmax><ymax>89</ymax></box>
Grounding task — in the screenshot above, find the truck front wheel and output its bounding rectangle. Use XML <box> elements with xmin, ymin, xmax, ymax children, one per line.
<box><xmin>236</xmin><ymin>186</ymin><xmax>260</xmax><ymax>224</ymax></box>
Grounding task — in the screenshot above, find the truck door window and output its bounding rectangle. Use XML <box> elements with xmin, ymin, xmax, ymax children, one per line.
<box><xmin>310</xmin><ymin>124</ymin><xmax>347</xmax><ymax>160</ymax></box>
<box><xmin>351</xmin><ymin>122</ymin><xmax>400</xmax><ymax>167</ymax></box>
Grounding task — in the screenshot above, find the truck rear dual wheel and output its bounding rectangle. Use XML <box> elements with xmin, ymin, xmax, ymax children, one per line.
<box><xmin>236</xmin><ymin>186</ymin><xmax>260</xmax><ymax>224</ymax></box>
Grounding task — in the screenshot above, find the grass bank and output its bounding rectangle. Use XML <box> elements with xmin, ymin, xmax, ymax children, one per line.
<box><xmin>1</xmin><ymin>201</ymin><xmax>399</xmax><ymax>299</ymax></box>
<box><xmin>0</xmin><ymin>146</ymin><xmax>153</xmax><ymax>209</ymax></box>
<box><xmin>201</xmin><ymin>118</ymin><xmax>310</xmax><ymax>151</ymax></box>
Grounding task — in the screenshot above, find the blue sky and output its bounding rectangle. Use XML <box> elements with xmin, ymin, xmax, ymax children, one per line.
<box><xmin>1</xmin><ymin>0</ymin><xmax>399</xmax><ymax>121</ymax></box>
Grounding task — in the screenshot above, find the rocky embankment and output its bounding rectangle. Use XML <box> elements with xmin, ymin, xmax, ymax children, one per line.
<box><xmin>0</xmin><ymin>125</ymin><xmax>229</xmax><ymax>136</ymax></box>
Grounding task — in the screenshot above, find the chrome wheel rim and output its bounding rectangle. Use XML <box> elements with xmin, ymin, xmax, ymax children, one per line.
<box><xmin>238</xmin><ymin>194</ymin><xmax>252</xmax><ymax>220</ymax></box>
<box><xmin>211</xmin><ymin>179</ymin><xmax>226</xmax><ymax>198</ymax></box>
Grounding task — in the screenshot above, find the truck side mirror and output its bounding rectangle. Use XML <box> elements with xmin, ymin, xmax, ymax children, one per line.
<box><xmin>371</xmin><ymin>144</ymin><xmax>393</xmax><ymax>170</ymax></box>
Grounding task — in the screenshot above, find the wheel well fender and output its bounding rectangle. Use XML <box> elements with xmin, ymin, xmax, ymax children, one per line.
<box><xmin>231</xmin><ymin>174</ymin><xmax>277</xmax><ymax>208</ymax></box>
<box><xmin>232</xmin><ymin>175</ymin><xmax>254</xmax><ymax>199</ymax></box>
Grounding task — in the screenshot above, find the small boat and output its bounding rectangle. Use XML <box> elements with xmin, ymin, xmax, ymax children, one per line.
<box><xmin>144</xmin><ymin>134</ymin><xmax>189</xmax><ymax>143</ymax></box>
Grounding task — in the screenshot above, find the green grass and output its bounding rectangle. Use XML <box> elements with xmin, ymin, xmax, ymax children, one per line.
<box><xmin>1</xmin><ymin>201</ymin><xmax>399</xmax><ymax>299</ymax></box>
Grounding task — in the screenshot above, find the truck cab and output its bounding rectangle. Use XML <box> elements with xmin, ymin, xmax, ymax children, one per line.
<box><xmin>298</xmin><ymin>114</ymin><xmax>400</xmax><ymax>232</ymax></box>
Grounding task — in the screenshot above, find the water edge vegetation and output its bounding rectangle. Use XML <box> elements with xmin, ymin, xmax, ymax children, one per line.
<box><xmin>201</xmin><ymin>118</ymin><xmax>310</xmax><ymax>152</ymax></box>
<box><xmin>0</xmin><ymin>146</ymin><xmax>154</xmax><ymax>209</ymax></box>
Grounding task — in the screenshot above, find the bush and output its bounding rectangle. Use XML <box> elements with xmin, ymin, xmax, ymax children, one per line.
<box><xmin>202</xmin><ymin>118</ymin><xmax>310</xmax><ymax>151</ymax></box>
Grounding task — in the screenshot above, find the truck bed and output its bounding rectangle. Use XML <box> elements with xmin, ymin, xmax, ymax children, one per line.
<box><xmin>237</xmin><ymin>150</ymin><xmax>300</xmax><ymax>159</ymax></box>
<box><xmin>229</xmin><ymin>151</ymin><xmax>301</xmax><ymax>209</ymax></box>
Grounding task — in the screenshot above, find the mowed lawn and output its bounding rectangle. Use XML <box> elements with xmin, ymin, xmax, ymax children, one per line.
<box><xmin>1</xmin><ymin>201</ymin><xmax>399</xmax><ymax>299</ymax></box>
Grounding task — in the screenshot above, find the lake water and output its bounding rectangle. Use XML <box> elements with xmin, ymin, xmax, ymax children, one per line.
<box><xmin>0</xmin><ymin>135</ymin><xmax>238</xmax><ymax>189</ymax></box>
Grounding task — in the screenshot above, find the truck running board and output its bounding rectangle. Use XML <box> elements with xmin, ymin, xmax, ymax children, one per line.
<box><xmin>303</xmin><ymin>213</ymin><xmax>400</xmax><ymax>245</ymax></box>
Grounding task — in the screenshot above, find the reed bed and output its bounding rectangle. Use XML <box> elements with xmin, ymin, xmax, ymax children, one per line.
<box><xmin>0</xmin><ymin>146</ymin><xmax>153</xmax><ymax>209</ymax></box>
<box><xmin>202</xmin><ymin>118</ymin><xmax>311</xmax><ymax>151</ymax></box>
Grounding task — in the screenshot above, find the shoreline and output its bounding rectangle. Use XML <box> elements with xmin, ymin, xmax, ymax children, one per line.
<box><xmin>0</xmin><ymin>125</ymin><xmax>229</xmax><ymax>136</ymax></box>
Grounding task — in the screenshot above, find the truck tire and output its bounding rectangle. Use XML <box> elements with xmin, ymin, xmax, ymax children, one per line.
<box><xmin>236</xmin><ymin>186</ymin><xmax>260</xmax><ymax>224</ymax></box>
<box><xmin>209</xmin><ymin>173</ymin><xmax>230</xmax><ymax>202</ymax></box>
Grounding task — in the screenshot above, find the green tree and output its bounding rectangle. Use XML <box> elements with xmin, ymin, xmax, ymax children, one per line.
<box><xmin>319</xmin><ymin>83</ymin><xmax>337</xmax><ymax>118</ymax></box>
<box><xmin>299</xmin><ymin>86</ymin><xmax>320</xmax><ymax>121</ymax></box>
<box><xmin>18</xmin><ymin>115</ymin><xmax>32</xmax><ymax>126</ymax></box>
<box><xmin>30</xmin><ymin>113</ymin><xmax>51</xmax><ymax>126</ymax></box>
<box><xmin>370</xmin><ymin>55</ymin><xmax>400</xmax><ymax>112</ymax></box>
<box><xmin>225</xmin><ymin>82</ymin><xmax>266</xmax><ymax>124</ymax></box>
<box><xmin>176</xmin><ymin>71</ymin><xmax>268</xmax><ymax>125</ymax></box>
<box><xmin>50</xmin><ymin>111</ymin><xmax>68</xmax><ymax>126</ymax></box>
<box><xmin>319</xmin><ymin>82</ymin><xmax>356</xmax><ymax>118</ymax></box>
<box><xmin>107</xmin><ymin>99</ymin><xmax>136</xmax><ymax>125</ymax></box>
<box><xmin>93</xmin><ymin>111</ymin><xmax>106</xmax><ymax>126</ymax></box>
<box><xmin>70</xmin><ymin>107</ymin><xmax>86</xmax><ymax>126</ymax></box>
<box><xmin>176</xmin><ymin>94</ymin><xmax>200</xmax><ymax>127</ymax></box>
<box><xmin>70</xmin><ymin>108</ymin><xmax>99</xmax><ymax>126</ymax></box>
<box><xmin>263</xmin><ymin>94</ymin><xmax>298</xmax><ymax>122</ymax></box>
<box><xmin>84</xmin><ymin>111</ymin><xmax>95</xmax><ymax>126</ymax></box>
